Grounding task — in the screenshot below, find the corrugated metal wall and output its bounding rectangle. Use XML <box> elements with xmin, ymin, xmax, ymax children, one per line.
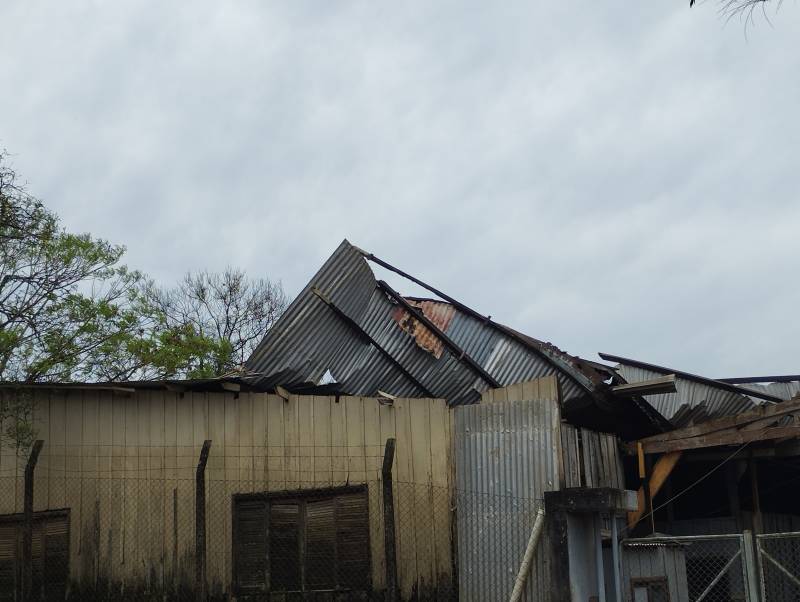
<box><xmin>0</xmin><ymin>389</ymin><xmax>452</xmax><ymax>599</ymax></box>
<box><xmin>455</xmin><ymin>377</ymin><xmax>562</xmax><ymax>602</ymax></box>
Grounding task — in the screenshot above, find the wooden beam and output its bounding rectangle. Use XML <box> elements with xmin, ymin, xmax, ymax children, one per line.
<box><xmin>612</xmin><ymin>375</ymin><xmax>677</xmax><ymax>397</ymax></box>
<box><xmin>641</xmin><ymin>425</ymin><xmax>800</xmax><ymax>454</ymax></box>
<box><xmin>275</xmin><ymin>385</ymin><xmax>290</xmax><ymax>401</ymax></box>
<box><xmin>382</xmin><ymin>438</ymin><xmax>398</xmax><ymax>602</ymax></box>
<box><xmin>636</xmin><ymin>396</ymin><xmax>800</xmax><ymax>447</ymax></box>
<box><xmin>220</xmin><ymin>382</ymin><xmax>241</xmax><ymax>393</ymax></box>
<box><xmin>749</xmin><ymin>456</ymin><xmax>763</xmax><ymax>534</ymax></box>
<box><xmin>627</xmin><ymin>451</ymin><xmax>682</xmax><ymax>529</ymax></box>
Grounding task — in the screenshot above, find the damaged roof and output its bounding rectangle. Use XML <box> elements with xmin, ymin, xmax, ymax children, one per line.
<box><xmin>599</xmin><ymin>353</ymin><xmax>791</xmax><ymax>427</ymax></box>
<box><xmin>244</xmin><ymin>240</ymin><xmax>611</xmax><ymax>408</ymax></box>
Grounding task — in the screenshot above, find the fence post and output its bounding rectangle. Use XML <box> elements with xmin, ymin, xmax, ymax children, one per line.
<box><xmin>382</xmin><ymin>438</ymin><xmax>398</xmax><ymax>602</ymax></box>
<box><xmin>742</xmin><ymin>530</ymin><xmax>761</xmax><ymax>602</ymax></box>
<box><xmin>22</xmin><ymin>440</ymin><xmax>44</xmax><ymax>602</ymax></box>
<box><xmin>195</xmin><ymin>440</ymin><xmax>212</xmax><ymax>600</ymax></box>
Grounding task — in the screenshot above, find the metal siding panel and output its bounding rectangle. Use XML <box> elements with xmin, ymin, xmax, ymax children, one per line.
<box><xmin>454</xmin><ymin>395</ymin><xmax>559</xmax><ymax>601</ymax></box>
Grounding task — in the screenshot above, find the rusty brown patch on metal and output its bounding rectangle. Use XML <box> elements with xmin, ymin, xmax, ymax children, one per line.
<box><xmin>391</xmin><ymin>300</ymin><xmax>456</xmax><ymax>359</ymax></box>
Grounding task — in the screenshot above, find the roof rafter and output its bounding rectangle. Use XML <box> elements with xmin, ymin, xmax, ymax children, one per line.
<box><xmin>311</xmin><ymin>287</ymin><xmax>436</xmax><ymax>398</ymax></box>
<box><xmin>376</xmin><ymin>279</ymin><xmax>501</xmax><ymax>389</ymax></box>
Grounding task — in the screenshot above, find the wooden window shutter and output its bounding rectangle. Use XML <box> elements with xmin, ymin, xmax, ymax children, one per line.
<box><xmin>0</xmin><ymin>511</ymin><xmax>69</xmax><ymax>601</ymax></box>
<box><xmin>304</xmin><ymin>498</ymin><xmax>336</xmax><ymax>590</ymax></box>
<box><xmin>234</xmin><ymin>499</ymin><xmax>268</xmax><ymax>592</ymax></box>
<box><xmin>0</xmin><ymin>524</ymin><xmax>16</xmax><ymax>601</ymax></box>
<box><xmin>335</xmin><ymin>491</ymin><xmax>370</xmax><ymax>589</ymax></box>
<box><xmin>269</xmin><ymin>502</ymin><xmax>301</xmax><ymax>591</ymax></box>
<box><xmin>41</xmin><ymin>514</ymin><xmax>69</xmax><ymax>600</ymax></box>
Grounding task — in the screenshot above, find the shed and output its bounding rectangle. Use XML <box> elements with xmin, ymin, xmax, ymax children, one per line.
<box><xmin>621</xmin><ymin>536</ymin><xmax>689</xmax><ymax>602</ymax></box>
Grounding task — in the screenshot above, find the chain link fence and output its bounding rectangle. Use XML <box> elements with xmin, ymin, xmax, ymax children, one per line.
<box><xmin>0</xmin><ymin>466</ymin><xmax>551</xmax><ymax>601</ymax></box>
<box><xmin>758</xmin><ymin>532</ymin><xmax>800</xmax><ymax>601</ymax></box>
<box><xmin>623</xmin><ymin>534</ymin><xmax>751</xmax><ymax>602</ymax></box>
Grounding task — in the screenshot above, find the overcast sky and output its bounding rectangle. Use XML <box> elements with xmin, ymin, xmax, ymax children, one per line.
<box><xmin>1</xmin><ymin>1</ymin><xmax>798</xmax><ymax>378</ymax></box>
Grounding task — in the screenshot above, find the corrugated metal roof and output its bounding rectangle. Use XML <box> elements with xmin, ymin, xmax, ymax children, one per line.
<box><xmin>612</xmin><ymin>363</ymin><xmax>756</xmax><ymax>427</ymax></box>
<box><xmin>598</xmin><ymin>353</ymin><xmax>785</xmax><ymax>427</ymax></box>
<box><xmin>727</xmin><ymin>380</ymin><xmax>800</xmax><ymax>401</ymax></box>
<box><xmin>245</xmin><ymin>240</ymin><xmax>602</xmax><ymax>406</ymax></box>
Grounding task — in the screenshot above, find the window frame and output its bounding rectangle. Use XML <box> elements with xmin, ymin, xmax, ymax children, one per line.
<box><xmin>232</xmin><ymin>484</ymin><xmax>371</xmax><ymax>596</ymax></box>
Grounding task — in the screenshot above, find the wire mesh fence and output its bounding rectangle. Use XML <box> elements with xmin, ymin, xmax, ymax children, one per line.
<box><xmin>758</xmin><ymin>532</ymin><xmax>800</xmax><ymax>601</ymax></box>
<box><xmin>0</xmin><ymin>468</ymin><xmax>551</xmax><ymax>601</ymax></box>
<box><xmin>623</xmin><ymin>534</ymin><xmax>750</xmax><ymax>602</ymax></box>
<box><xmin>5</xmin><ymin>442</ymin><xmax>799</xmax><ymax>602</ymax></box>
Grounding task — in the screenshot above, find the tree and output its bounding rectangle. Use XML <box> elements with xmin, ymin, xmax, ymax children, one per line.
<box><xmin>692</xmin><ymin>0</ymin><xmax>779</xmax><ymax>25</ymax></box>
<box><xmin>144</xmin><ymin>269</ymin><xmax>287</xmax><ymax>378</ymax></box>
<box><xmin>0</xmin><ymin>152</ymin><xmax>285</xmax><ymax>383</ymax></box>
<box><xmin>0</xmin><ymin>152</ymin><xmax>286</xmax><ymax>448</ymax></box>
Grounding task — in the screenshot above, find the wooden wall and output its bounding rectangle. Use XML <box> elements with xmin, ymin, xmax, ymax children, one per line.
<box><xmin>0</xmin><ymin>389</ymin><xmax>453</xmax><ymax>599</ymax></box>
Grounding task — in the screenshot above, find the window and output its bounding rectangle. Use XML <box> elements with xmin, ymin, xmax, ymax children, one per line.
<box><xmin>632</xmin><ymin>577</ymin><xmax>670</xmax><ymax>602</ymax></box>
<box><xmin>0</xmin><ymin>510</ymin><xmax>70</xmax><ymax>601</ymax></box>
<box><xmin>233</xmin><ymin>486</ymin><xmax>371</xmax><ymax>595</ymax></box>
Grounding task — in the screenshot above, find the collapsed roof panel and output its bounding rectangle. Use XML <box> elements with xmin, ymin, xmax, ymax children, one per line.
<box><xmin>721</xmin><ymin>379</ymin><xmax>800</xmax><ymax>402</ymax></box>
<box><xmin>245</xmin><ymin>240</ymin><xmax>601</xmax><ymax>406</ymax></box>
<box><xmin>599</xmin><ymin>353</ymin><xmax>784</xmax><ymax>427</ymax></box>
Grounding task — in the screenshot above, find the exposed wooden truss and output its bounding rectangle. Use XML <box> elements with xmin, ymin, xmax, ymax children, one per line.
<box><xmin>632</xmin><ymin>396</ymin><xmax>800</xmax><ymax>455</ymax></box>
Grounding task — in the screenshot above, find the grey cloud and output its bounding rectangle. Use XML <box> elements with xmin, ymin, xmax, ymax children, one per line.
<box><xmin>1</xmin><ymin>0</ymin><xmax>798</xmax><ymax>377</ymax></box>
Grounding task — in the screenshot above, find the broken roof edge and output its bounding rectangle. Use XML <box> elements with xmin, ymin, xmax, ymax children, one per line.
<box><xmin>358</xmin><ymin>244</ymin><xmax>605</xmax><ymax>396</ymax></box>
<box><xmin>598</xmin><ymin>352</ymin><xmax>784</xmax><ymax>404</ymax></box>
<box><xmin>718</xmin><ymin>375</ymin><xmax>800</xmax><ymax>384</ymax></box>
<box><xmin>0</xmin><ymin>376</ymin><xmax>252</xmax><ymax>394</ymax></box>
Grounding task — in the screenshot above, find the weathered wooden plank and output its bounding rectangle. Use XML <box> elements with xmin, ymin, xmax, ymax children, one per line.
<box><xmin>266</xmin><ymin>394</ymin><xmax>285</xmax><ymax>489</ymax></box>
<box><xmin>343</xmin><ymin>396</ymin><xmax>366</xmax><ymax>484</ymax></box>
<box><xmin>312</xmin><ymin>396</ymin><xmax>333</xmax><ymax>487</ymax></box>
<box><xmin>638</xmin><ymin>396</ymin><xmax>800</xmax><ymax>446</ymax></box>
<box><xmin>236</xmin><ymin>393</ymin><xmax>253</xmax><ymax>490</ymax></box>
<box><xmin>329</xmin><ymin>395</ymin><xmax>348</xmax><ymax>486</ymax></box>
<box><xmin>627</xmin><ymin>451</ymin><xmax>683</xmax><ymax>529</ymax></box>
<box><xmin>643</xmin><ymin>425</ymin><xmax>800</xmax><ymax>454</ymax></box>
<box><xmin>251</xmin><ymin>393</ymin><xmax>267</xmax><ymax>490</ymax></box>
<box><xmin>428</xmin><ymin>399</ymin><xmax>451</xmax><ymax>591</ymax></box>
<box><xmin>410</xmin><ymin>399</ymin><xmax>435</xmax><ymax>591</ymax></box>
<box><xmin>581</xmin><ymin>428</ymin><xmax>598</xmax><ymax>488</ymax></box>
<box><xmin>392</xmin><ymin>398</ymin><xmax>417</xmax><ymax>599</ymax></box>
<box><xmin>560</xmin><ymin>425</ymin><xmax>581</xmax><ymax>488</ymax></box>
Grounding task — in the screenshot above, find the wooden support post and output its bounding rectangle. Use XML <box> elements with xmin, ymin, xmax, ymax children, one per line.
<box><xmin>749</xmin><ymin>456</ymin><xmax>763</xmax><ymax>535</ymax></box>
<box><xmin>382</xmin><ymin>438</ymin><xmax>398</xmax><ymax>602</ymax></box>
<box><xmin>726</xmin><ymin>462</ymin><xmax>742</xmax><ymax>530</ymax></box>
<box><xmin>173</xmin><ymin>488</ymin><xmax>178</xmax><ymax>594</ymax></box>
<box><xmin>195</xmin><ymin>440</ymin><xmax>212</xmax><ymax>600</ymax></box>
<box><xmin>22</xmin><ymin>440</ymin><xmax>44</xmax><ymax>602</ymax></box>
<box><xmin>628</xmin><ymin>450</ymin><xmax>682</xmax><ymax>530</ymax></box>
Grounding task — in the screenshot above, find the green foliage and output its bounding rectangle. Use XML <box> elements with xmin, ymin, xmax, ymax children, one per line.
<box><xmin>0</xmin><ymin>152</ymin><xmax>284</xmax><ymax>386</ymax></box>
<box><xmin>0</xmin><ymin>152</ymin><xmax>285</xmax><ymax>447</ymax></box>
<box><xmin>0</xmin><ymin>389</ymin><xmax>36</xmax><ymax>451</ymax></box>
